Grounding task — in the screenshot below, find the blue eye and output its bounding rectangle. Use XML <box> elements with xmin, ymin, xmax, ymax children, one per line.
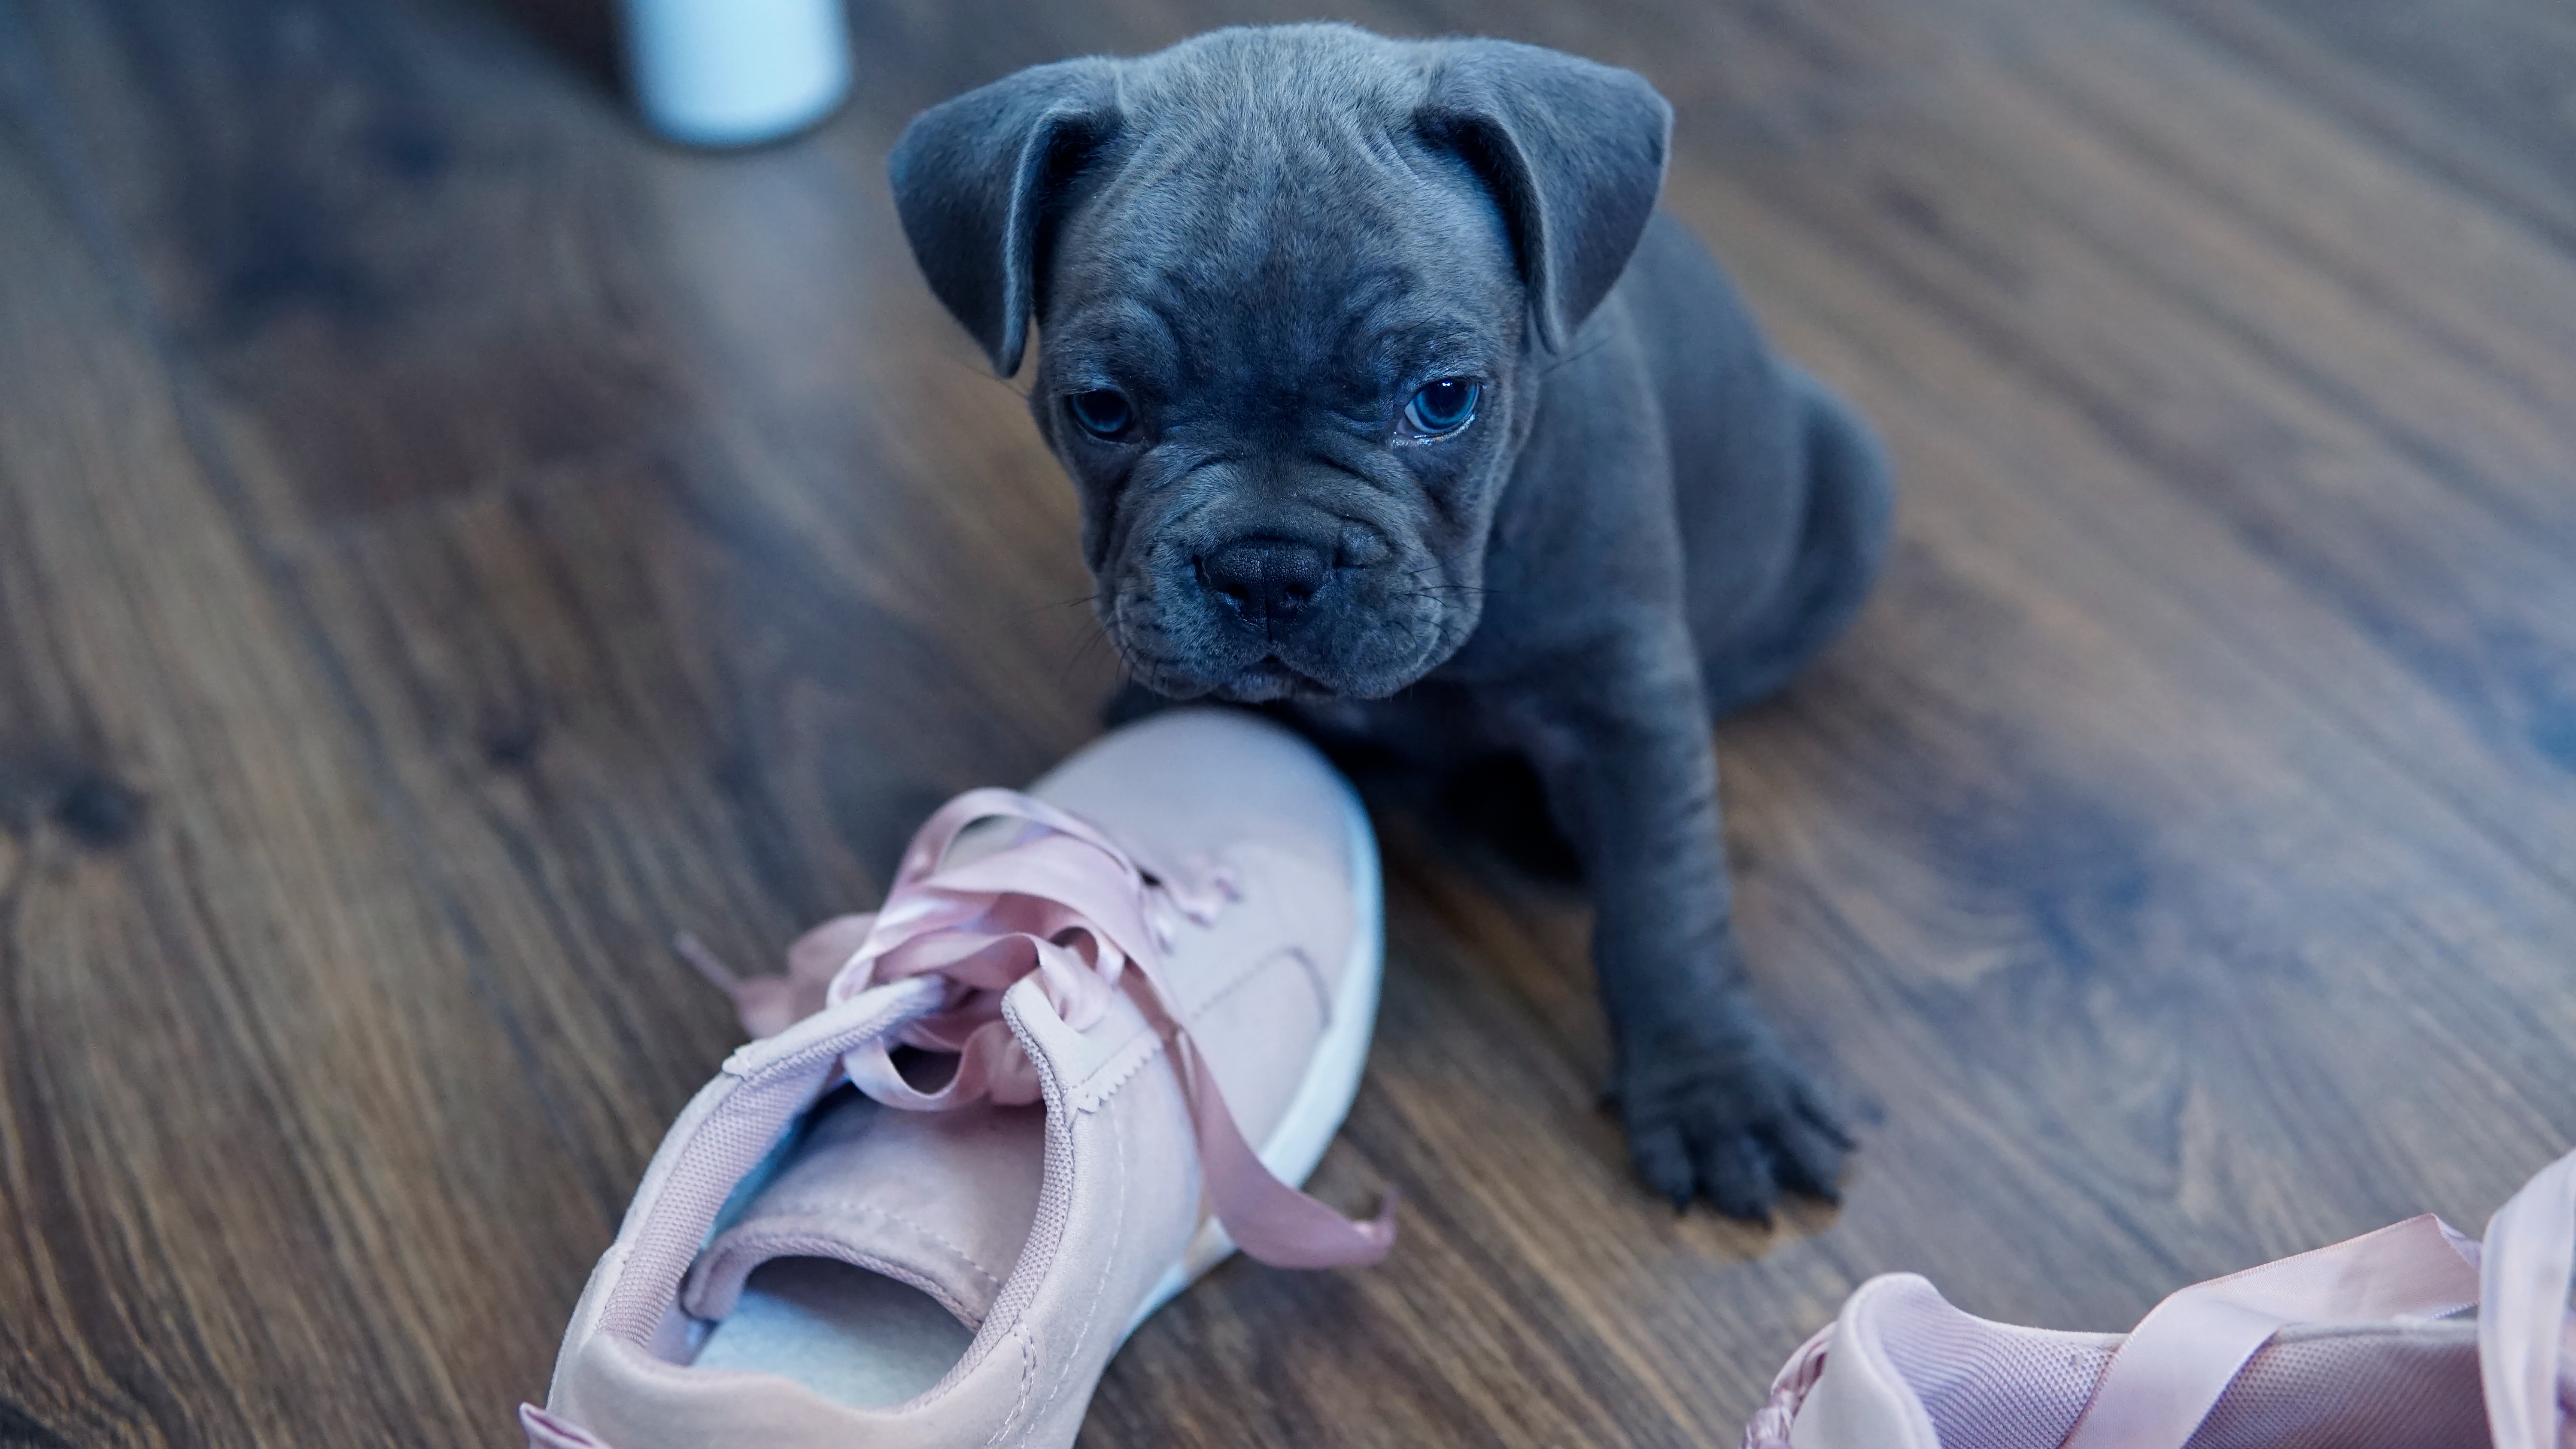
<box><xmin>1403</xmin><ymin>378</ymin><xmax>1480</xmax><ymax>436</ymax></box>
<box><xmin>1068</xmin><ymin>389</ymin><xmax>1133</xmax><ymax>439</ymax></box>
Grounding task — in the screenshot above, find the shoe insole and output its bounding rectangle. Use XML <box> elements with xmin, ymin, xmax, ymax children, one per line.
<box><xmin>691</xmin><ymin>1257</ymin><xmax>975</xmax><ymax>1410</ymax></box>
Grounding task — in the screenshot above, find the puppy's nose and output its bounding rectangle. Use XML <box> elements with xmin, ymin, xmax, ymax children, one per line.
<box><xmin>1201</xmin><ymin>537</ymin><xmax>1328</xmax><ymax>626</ymax></box>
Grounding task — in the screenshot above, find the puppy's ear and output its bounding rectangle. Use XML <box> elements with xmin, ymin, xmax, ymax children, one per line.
<box><xmin>1416</xmin><ymin>42</ymin><xmax>1672</xmax><ymax>352</ymax></box>
<box><xmin>888</xmin><ymin>60</ymin><xmax>1122</xmax><ymax>377</ymax></box>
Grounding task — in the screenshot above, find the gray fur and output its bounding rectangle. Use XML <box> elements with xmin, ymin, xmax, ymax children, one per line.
<box><xmin>890</xmin><ymin>23</ymin><xmax>1893</xmax><ymax>1219</ymax></box>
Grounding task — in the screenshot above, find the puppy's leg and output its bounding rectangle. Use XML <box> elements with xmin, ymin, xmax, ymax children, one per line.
<box><xmin>1506</xmin><ymin>622</ymin><xmax>1848</xmax><ymax>1219</ymax></box>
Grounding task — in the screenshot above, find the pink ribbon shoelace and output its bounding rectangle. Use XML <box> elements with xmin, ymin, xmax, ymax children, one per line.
<box><xmin>680</xmin><ymin>787</ymin><xmax>1394</xmax><ymax>1270</ymax></box>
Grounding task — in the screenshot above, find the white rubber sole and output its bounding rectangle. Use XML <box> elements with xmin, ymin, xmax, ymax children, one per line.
<box><xmin>1118</xmin><ymin>768</ymin><xmax>1385</xmax><ymax>1341</ymax></box>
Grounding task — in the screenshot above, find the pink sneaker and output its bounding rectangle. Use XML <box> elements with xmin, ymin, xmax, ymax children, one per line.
<box><xmin>521</xmin><ymin>708</ymin><xmax>1393</xmax><ymax>1449</ymax></box>
<box><xmin>1745</xmin><ymin>1147</ymin><xmax>2576</xmax><ymax>1449</ymax></box>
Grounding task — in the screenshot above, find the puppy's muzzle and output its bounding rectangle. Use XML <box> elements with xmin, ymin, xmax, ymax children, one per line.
<box><xmin>1198</xmin><ymin>535</ymin><xmax>1329</xmax><ymax>636</ymax></box>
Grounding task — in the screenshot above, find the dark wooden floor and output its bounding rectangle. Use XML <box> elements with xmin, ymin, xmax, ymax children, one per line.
<box><xmin>4</xmin><ymin>0</ymin><xmax>2575</xmax><ymax>1444</ymax></box>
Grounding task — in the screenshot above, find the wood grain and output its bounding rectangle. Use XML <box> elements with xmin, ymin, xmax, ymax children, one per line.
<box><xmin>2</xmin><ymin>0</ymin><xmax>2573</xmax><ymax>1444</ymax></box>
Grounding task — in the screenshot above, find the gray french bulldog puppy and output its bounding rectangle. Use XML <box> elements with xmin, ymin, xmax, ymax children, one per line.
<box><xmin>888</xmin><ymin>23</ymin><xmax>1891</xmax><ymax>1219</ymax></box>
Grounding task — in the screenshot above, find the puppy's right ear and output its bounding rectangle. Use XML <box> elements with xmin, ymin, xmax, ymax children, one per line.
<box><xmin>887</xmin><ymin>61</ymin><xmax>1123</xmax><ymax>378</ymax></box>
<box><xmin>1415</xmin><ymin>41</ymin><xmax>1671</xmax><ymax>355</ymax></box>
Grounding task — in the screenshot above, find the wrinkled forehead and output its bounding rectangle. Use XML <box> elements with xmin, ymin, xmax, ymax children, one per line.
<box><xmin>1042</xmin><ymin>122</ymin><xmax>1522</xmax><ymax>395</ymax></box>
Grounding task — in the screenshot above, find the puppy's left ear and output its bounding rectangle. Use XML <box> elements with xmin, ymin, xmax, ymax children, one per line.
<box><xmin>888</xmin><ymin>58</ymin><xmax>1123</xmax><ymax>377</ymax></box>
<box><xmin>1416</xmin><ymin>42</ymin><xmax>1672</xmax><ymax>353</ymax></box>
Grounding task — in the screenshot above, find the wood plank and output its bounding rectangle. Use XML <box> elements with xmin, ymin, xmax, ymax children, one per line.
<box><xmin>0</xmin><ymin>33</ymin><xmax>608</xmax><ymax>1446</ymax></box>
<box><xmin>16</xmin><ymin>0</ymin><xmax>685</xmax><ymax>530</ymax></box>
<box><xmin>1672</xmin><ymin>0</ymin><xmax>2576</xmax><ymax>893</ymax></box>
<box><xmin>2145</xmin><ymin>0</ymin><xmax>2576</xmax><ymax>258</ymax></box>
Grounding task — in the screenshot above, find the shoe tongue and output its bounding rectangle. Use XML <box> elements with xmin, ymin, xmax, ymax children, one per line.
<box><xmin>681</xmin><ymin>1085</ymin><xmax>1044</xmax><ymax>1331</ymax></box>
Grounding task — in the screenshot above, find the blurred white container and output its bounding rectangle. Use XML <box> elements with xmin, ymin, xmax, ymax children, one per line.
<box><xmin>623</xmin><ymin>0</ymin><xmax>852</xmax><ymax>148</ymax></box>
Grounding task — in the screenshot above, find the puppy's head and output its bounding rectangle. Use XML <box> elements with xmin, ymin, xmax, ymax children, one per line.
<box><xmin>890</xmin><ymin>25</ymin><xmax>1670</xmax><ymax>701</ymax></box>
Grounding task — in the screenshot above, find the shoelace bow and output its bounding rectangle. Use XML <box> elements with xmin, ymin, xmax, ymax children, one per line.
<box><xmin>679</xmin><ymin>786</ymin><xmax>1394</xmax><ymax>1270</ymax></box>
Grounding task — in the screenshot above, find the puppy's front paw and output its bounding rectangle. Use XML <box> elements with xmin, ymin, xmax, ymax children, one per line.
<box><xmin>1611</xmin><ymin>1011</ymin><xmax>1851</xmax><ymax>1222</ymax></box>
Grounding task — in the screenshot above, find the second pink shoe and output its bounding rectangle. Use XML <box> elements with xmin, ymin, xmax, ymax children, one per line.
<box><xmin>522</xmin><ymin>708</ymin><xmax>1393</xmax><ymax>1449</ymax></box>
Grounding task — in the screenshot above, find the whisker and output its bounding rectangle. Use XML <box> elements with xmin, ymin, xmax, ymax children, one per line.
<box><xmin>1020</xmin><ymin>590</ymin><xmax>1116</xmax><ymax>618</ymax></box>
<box><xmin>941</xmin><ymin>348</ymin><xmax>1036</xmax><ymax>401</ymax></box>
<box><xmin>1060</xmin><ymin>612</ymin><xmax>1127</xmax><ymax>688</ymax></box>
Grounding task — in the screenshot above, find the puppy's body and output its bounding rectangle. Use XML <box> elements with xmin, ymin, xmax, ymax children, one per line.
<box><xmin>892</xmin><ymin>25</ymin><xmax>1891</xmax><ymax>1217</ymax></box>
<box><xmin>1439</xmin><ymin>211</ymin><xmax>1885</xmax><ymax>715</ymax></box>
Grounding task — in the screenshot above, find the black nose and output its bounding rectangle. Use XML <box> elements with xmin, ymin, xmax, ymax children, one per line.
<box><xmin>1201</xmin><ymin>537</ymin><xmax>1328</xmax><ymax>626</ymax></box>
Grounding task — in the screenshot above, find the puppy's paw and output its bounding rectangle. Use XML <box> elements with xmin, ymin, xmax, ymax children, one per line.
<box><xmin>1611</xmin><ymin>1013</ymin><xmax>1851</xmax><ymax>1222</ymax></box>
